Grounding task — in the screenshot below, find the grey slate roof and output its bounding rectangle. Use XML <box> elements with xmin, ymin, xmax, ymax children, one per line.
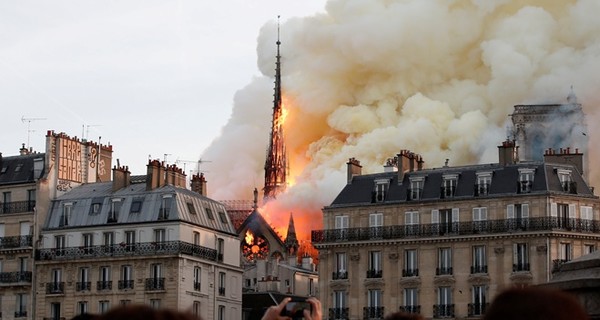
<box><xmin>45</xmin><ymin>181</ymin><xmax>237</xmax><ymax>235</ymax></box>
<box><xmin>0</xmin><ymin>153</ymin><xmax>45</xmax><ymax>186</ymax></box>
<box><xmin>329</xmin><ymin>161</ymin><xmax>595</xmax><ymax>207</ymax></box>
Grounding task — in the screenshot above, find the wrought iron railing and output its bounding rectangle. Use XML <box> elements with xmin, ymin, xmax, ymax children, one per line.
<box><xmin>329</xmin><ymin>308</ymin><xmax>349</xmax><ymax>320</ymax></box>
<box><xmin>0</xmin><ymin>271</ymin><xmax>32</xmax><ymax>283</ymax></box>
<box><xmin>471</xmin><ymin>265</ymin><xmax>488</xmax><ymax>274</ymax></box>
<box><xmin>43</xmin><ymin>317</ymin><xmax>66</xmax><ymax>320</ymax></box>
<box><xmin>436</xmin><ymin>267</ymin><xmax>453</xmax><ymax>276</ymax></box>
<box><xmin>512</xmin><ymin>263</ymin><xmax>530</xmax><ymax>272</ymax></box>
<box><xmin>97</xmin><ymin>281</ymin><xmax>112</xmax><ymax>290</ymax></box>
<box><xmin>218</xmin><ymin>286</ymin><xmax>226</xmax><ymax>296</ymax></box>
<box><xmin>194</xmin><ymin>281</ymin><xmax>201</xmax><ymax>291</ymax></box>
<box><xmin>35</xmin><ymin>240</ymin><xmax>217</xmax><ymax>261</ymax></box>
<box><xmin>402</xmin><ymin>268</ymin><xmax>419</xmax><ymax>277</ymax></box>
<box><xmin>46</xmin><ymin>282</ymin><xmax>64</xmax><ymax>294</ymax></box>
<box><xmin>312</xmin><ymin>217</ymin><xmax>600</xmax><ymax>243</ymax></box>
<box><xmin>552</xmin><ymin>259</ymin><xmax>570</xmax><ymax>272</ymax></box>
<box><xmin>145</xmin><ymin>277</ymin><xmax>165</xmax><ymax>291</ymax></box>
<box><xmin>118</xmin><ymin>280</ymin><xmax>134</xmax><ymax>290</ymax></box>
<box><xmin>366</xmin><ymin>269</ymin><xmax>382</xmax><ymax>278</ymax></box>
<box><xmin>0</xmin><ymin>201</ymin><xmax>35</xmax><ymax>214</ymax></box>
<box><xmin>468</xmin><ymin>303</ymin><xmax>489</xmax><ymax>316</ymax></box>
<box><xmin>399</xmin><ymin>305</ymin><xmax>420</xmax><ymax>314</ymax></box>
<box><xmin>363</xmin><ymin>307</ymin><xmax>384</xmax><ymax>320</ymax></box>
<box><xmin>76</xmin><ymin>281</ymin><xmax>91</xmax><ymax>291</ymax></box>
<box><xmin>15</xmin><ymin>311</ymin><xmax>27</xmax><ymax>318</ymax></box>
<box><xmin>332</xmin><ymin>271</ymin><xmax>348</xmax><ymax>280</ymax></box>
<box><xmin>433</xmin><ymin>304</ymin><xmax>455</xmax><ymax>318</ymax></box>
<box><xmin>0</xmin><ymin>235</ymin><xmax>32</xmax><ymax>249</ymax></box>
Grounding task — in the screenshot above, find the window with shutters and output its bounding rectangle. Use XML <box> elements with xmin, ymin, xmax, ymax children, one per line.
<box><xmin>369</xmin><ymin>213</ymin><xmax>383</xmax><ymax>239</ymax></box>
<box><xmin>405</xmin><ymin>211</ymin><xmax>419</xmax><ymax>235</ymax></box>
<box><xmin>472</xmin><ymin>207</ymin><xmax>487</xmax><ymax>231</ymax></box>
<box><xmin>431</xmin><ymin>208</ymin><xmax>459</xmax><ymax>235</ymax></box>
<box><xmin>506</xmin><ymin>204</ymin><xmax>529</xmax><ymax>229</ymax></box>
<box><xmin>335</xmin><ymin>215</ymin><xmax>349</xmax><ymax>240</ymax></box>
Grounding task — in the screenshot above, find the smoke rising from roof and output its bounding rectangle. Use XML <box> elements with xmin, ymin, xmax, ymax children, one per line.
<box><xmin>201</xmin><ymin>0</ymin><xmax>600</xmax><ymax>238</ymax></box>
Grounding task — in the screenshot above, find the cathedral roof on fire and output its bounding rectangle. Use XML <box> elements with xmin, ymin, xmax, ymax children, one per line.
<box><xmin>330</xmin><ymin>160</ymin><xmax>595</xmax><ymax>207</ymax></box>
<box><xmin>44</xmin><ymin>181</ymin><xmax>237</xmax><ymax>235</ymax></box>
<box><xmin>238</xmin><ymin>207</ymin><xmax>286</xmax><ymax>247</ymax></box>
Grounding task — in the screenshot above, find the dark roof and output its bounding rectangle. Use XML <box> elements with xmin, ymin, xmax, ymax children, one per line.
<box><xmin>0</xmin><ymin>153</ymin><xmax>45</xmax><ymax>186</ymax></box>
<box><xmin>329</xmin><ymin>161</ymin><xmax>595</xmax><ymax>207</ymax></box>
<box><xmin>238</xmin><ymin>209</ymin><xmax>286</xmax><ymax>247</ymax></box>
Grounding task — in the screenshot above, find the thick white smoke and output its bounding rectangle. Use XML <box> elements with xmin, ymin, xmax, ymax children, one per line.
<box><xmin>202</xmin><ymin>0</ymin><xmax>600</xmax><ymax>238</ymax></box>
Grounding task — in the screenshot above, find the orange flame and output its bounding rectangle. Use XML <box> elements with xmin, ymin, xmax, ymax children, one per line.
<box><xmin>245</xmin><ymin>230</ymin><xmax>254</xmax><ymax>245</ymax></box>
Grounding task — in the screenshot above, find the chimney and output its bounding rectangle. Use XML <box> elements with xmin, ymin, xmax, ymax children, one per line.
<box><xmin>498</xmin><ymin>139</ymin><xmax>519</xmax><ymax>166</ymax></box>
<box><xmin>191</xmin><ymin>173</ymin><xmax>207</xmax><ymax>196</ymax></box>
<box><xmin>301</xmin><ymin>254</ymin><xmax>315</xmax><ymax>272</ymax></box>
<box><xmin>146</xmin><ymin>160</ymin><xmax>163</xmax><ymax>190</ymax></box>
<box><xmin>19</xmin><ymin>143</ymin><xmax>29</xmax><ymax>156</ymax></box>
<box><xmin>416</xmin><ymin>154</ymin><xmax>425</xmax><ymax>171</ymax></box>
<box><xmin>383</xmin><ymin>157</ymin><xmax>397</xmax><ymax>173</ymax></box>
<box><xmin>544</xmin><ymin>147</ymin><xmax>584</xmax><ymax>176</ymax></box>
<box><xmin>112</xmin><ymin>165</ymin><xmax>131</xmax><ymax>191</ymax></box>
<box><xmin>165</xmin><ymin>165</ymin><xmax>176</xmax><ymax>186</ymax></box>
<box><xmin>397</xmin><ymin>150</ymin><xmax>414</xmax><ymax>183</ymax></box>
<box><xmin>347</xmin><ymin>158</ymin><xmax>362</xmax><ymax>184</ymax></box>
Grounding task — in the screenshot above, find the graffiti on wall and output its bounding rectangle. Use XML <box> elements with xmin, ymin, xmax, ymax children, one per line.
<box><xmin>58</xmin><ymin>138</ymin><xmax>82</xmax><ymax>182</ymax></box>
<box><xmin>56</xmin><ymin>180</ymin><xmax>72</xmax><ymax>192</ymax></box>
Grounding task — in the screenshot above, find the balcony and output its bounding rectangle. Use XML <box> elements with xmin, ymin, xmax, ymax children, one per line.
<box><xmin>399</xmin><ymin>305</ymin><xmax>420</xmax><ymax>314</ymax></box>
<box><xmin>328</xmin><ymin>308</ymin><xmax>349</xmax><ymax>320</ymax></box>
<box><xmin>0</xmin><ymin>200</ymin><xmax>35</xmax><ymax>214</ymax></box>
<box><xmin>468</xmin><ymin>303</ymin><xmax>489</xmax><ymax>317</ymax></box>
<box><xmin>118</xmin><ymin>280</ymin><xmax>134</xmax><ymax>290</ymax></box>
<box><xmin>512</xmin><ymin>263</ymin><xmax>530</xmax><ymax>272</ymax></box>
<box><xmin>363</xmin><ymin>307</ymin><xmax>384</xmax><ymax>320</ymax></box>
<box><xmin>312</xmin><ymin>217</ymin><xmax>600</xmax><ymax>244</ymax></box>
<box><xmin>145</xmin><ymin>277</ymin><xmax>165</xmax><ymax>291</ymax></box>
<box><xmin>97</xmin><ymin>280</ymin><xmax>112</xmax><ymax>290</ymax></box>
<box><xmin>471</xmin><ymin>265</ymin><xmax>488</xmax><ymax>274</ymax></box>
<box><xmin>366</xmin><ymin>269</ymin><xmax>382</xmax><ymax>279</ymax></box>
<box><xmin>46</xmin><ymin>282</ymin><xmax>64</xmax><ymax>294</ymax></box>
<box><xmin>15</xmin><ymin>311</ymin><xmax>27</xmax><ymax>318</ymax></box>
<box><xmin>552</xmin><ymin>259</ymin><xmax>570</xmax><ymax>272</ymax></box>
<box><xmin>35</xmin><ymin>241</ymin><xmax>217</xmax><ymax>262</ymax></box>
<box><xmin>0</xmin><ymin>271</ymin><xmax>32</xmax><ymax>283</ymax></box>
<box><xmin>218</xmin><ymin>286</ymin><xmax>226</xmax><ymax>296</ymax></box>
<box><xmin>332</xmin><ymin>271</ymin><xmax>348</xmax><ymax>280</ymax></box>
<box><xmin>402</xmin><ymin>269</ymin><xmax>419</xmax><ymax>277</ymax></box>
<box><xmin>436</xmin><ymin>267</ymin><xmax>453</xmax><ymax>276</ymax></box>
<box><xmin>76</xmin><ymin>281</ymin><xmax>91</xmax><ymax>291</ymax></box>
<box><xmin>433</xmin><ymin>304</ymin><xmax>455</xmax><ymax>318</ymax></box>
<box><xmin>0</xmin><ymin>235</ymin><xmax>33</xmax><ymax>249</ymax></box>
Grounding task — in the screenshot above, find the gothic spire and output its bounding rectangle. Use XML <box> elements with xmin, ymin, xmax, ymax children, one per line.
<box><xmin>284</xmin><ymin>212</ymin><xmax>299</xmax><ymax>256</ymax></box>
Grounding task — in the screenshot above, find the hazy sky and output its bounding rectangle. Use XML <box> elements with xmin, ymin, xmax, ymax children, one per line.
<box><xmin>0</xmin><ymin>1</ymin><xmax>326</xmax><ymax>174</ymax></box>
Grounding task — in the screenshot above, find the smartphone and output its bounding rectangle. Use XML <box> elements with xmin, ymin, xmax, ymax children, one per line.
<box><xmin>281</xmin><ymin>299</ymin><xmax>312</xmax><ymax>320</ymax></box>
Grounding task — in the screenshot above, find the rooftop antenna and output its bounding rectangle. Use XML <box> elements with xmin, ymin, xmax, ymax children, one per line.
<box><xmin>21</xmin><ymin>116</ymin><xmax>47</xmax><ymax>149</ymax></box>
<box><xmin>175</xmin><ymin>158</ymin><xmax>212</xmax><ymax>174</ymax></box>
<box><xmin>163</xmin><ymin>153</ymin><xmax>172</xmax><ymax>163</ymax></box>
<box><xmin>82</xmin><ymin>124</ymin><xmax>102</xmax><ymax>140</ymax></box>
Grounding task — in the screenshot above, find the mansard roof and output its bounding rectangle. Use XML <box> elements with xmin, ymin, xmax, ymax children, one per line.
<box><xmin>329</xmin><ymin>161</ymin><xmax>595</xmax><ymax>208</ymax></box>
<box><xmin>44</xmin><ymin>181</ymin><xmax>236</xmax><ymax>235</ymax></box>
<box><xmin>0</xmin><ymin>153</ymin><xmax>45</xmax><ymax>186</ymax></box>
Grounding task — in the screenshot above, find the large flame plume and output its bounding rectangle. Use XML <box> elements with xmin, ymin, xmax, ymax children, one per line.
<box><xmin>202</xmin><ymin>0</ymin><xmax>600</xmax><ymax>240</ymax></box>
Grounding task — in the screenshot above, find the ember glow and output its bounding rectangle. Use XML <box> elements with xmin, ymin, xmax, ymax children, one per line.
<box><xmin>203</xmin><ymin>0</ymin><xmax>600</xmax><ymax>245</ymax></box>
<box><xmin>245</xmin><ymin>230</ymin><xmax>254</xmax><ymax>245</ymax></box>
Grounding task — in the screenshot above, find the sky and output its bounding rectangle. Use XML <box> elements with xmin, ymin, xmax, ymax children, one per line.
<box><xmin>0</xmin><ymin>1</ymin><xmax>326</xmax><ymax>175</ymax></box>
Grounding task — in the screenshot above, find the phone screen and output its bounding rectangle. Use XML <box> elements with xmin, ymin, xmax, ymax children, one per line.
<box><xmin>281</xmin><ymin>301</ymin><xmax>311</xmax><ymax>320</ymax></box>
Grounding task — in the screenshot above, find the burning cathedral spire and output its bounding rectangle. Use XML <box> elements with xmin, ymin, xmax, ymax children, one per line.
<box><xmin>263</xmin><ymin>17</ymin><xmax>287</xmax><ymax>201</ymax></box>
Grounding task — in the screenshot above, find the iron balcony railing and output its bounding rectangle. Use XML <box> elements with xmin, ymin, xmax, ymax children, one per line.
<box><xmin>35</xmin><ymin>240</ymin><xmax>217</xmax><ymax>261</ymax></box>
<box><xmin>399</xmin><ymin>305</ymin><xmax>420</xmax><ymax>314</ymax></box>
<box><xmin>512</xmin><ymin>263</ymin><xmax>530</xmax><ymax>272</ymax></box>
<box><xmin>312</xmin><ymin>217</ymin><xmax>600</xmax><ymax>243</ymax></box>
<box><xmin>145</xmin><ymin>277</ymin><xmax>165</xmax><ymax>291</ymax></box>
<box><xmin>76</xmin><ymin>281</ymin><xmax>91</xmax><ymax>291</ymax></box>
<box><xmin>329</xmin><ymin>308</ymin><xmax>349</xmax><ymax>320</ymax></box>
<box><xmin>0</xmin><ymin>271</ymin><xmax>32</xmax><ymax>283</ymax></box>
<box><xmin>402</xmin><ymin>268</ymin><xmax>419</xmax><ymax>277</ymax></box>
<box><xmin>97</xmin><ymin>281</ymin><xmax>112</xmax><ymax>290</ymax></box>
<box><xmin>15</xmin><ymin>311</ymin><xmax>27</xmax><ymax>318</ymax></box>
<box><xmin>471</xmin><ymin>265</ymin><xmax>488</xmax><ymax>274</ymax></box>
<box><xmin>332</xmin><ymin>271</ymin><xmax>348</xmax><ymax>280</ymax></box>
<box><xmin>363</xmin><ymin>307</ymin><xmax>385</xmax><ymax>320</ymax></box>
<box><xmin>193</xmin><ymin>281</ymin><xmax>201</xmax><ymax>291</ymax></box>
<box><xmin>218</xmin><ymin>286</ymin><xmax>226</xmax><ymax>296</ymax></box>
<box><xmin>118</xmin><ymin>280</ymin><xmax>134</xmax><ymax>290</ymax></box>
<box><xmin>366</xmin><ymin>269</ymin><xmax>382</xmax><ymax>278</ymax></box>
<box><xmin>468</xmin><ymin>303</ymin><xmax>489</xmax><ymax>317</ymax></box>
<box><xmin>43</xmin><ymin>317</ymin><xmax>66</xmax><ymax>320</ymax></box>
<box><xmin>46</xmin><ymin>282</ymin><xmax>64</xmax><ymax>294</ymax></box>
<box><xmin>0</xmin><ymin>201</ymin><xmax>35</xmax><ymax>214</ymax></box>
<box><xmin>436</xmin><ymin>267</ymin><xmax>453</xmax><ymax>276</ymax></box>
<box><xmin>0</xmin><ymin>235</ymin><xmax>33</xmax><ymax>249</ymax></box>
<box><xmin>552</xmin><ymin>259</ymin><xmax>570</xmax><ymax>272</ymax></box>
<box><xmin>433</xmin><ymin>304</ymin><xmax>455</xmax><ymax>318</ymax></box>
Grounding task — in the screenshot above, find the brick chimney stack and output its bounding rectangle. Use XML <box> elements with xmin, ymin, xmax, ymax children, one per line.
<box><xmin>112</xmin><ymin>165</ymin><xmax>131</xmax><ymax>191</ymax></box>
<box><xmin>544</xmin><ymin>147</ymin><xmax>584</xmax><ymax>176</ymax></box>
<box><xmin>146</xmin><ymin>160</ymin><xmax>162</xmax><ymax>190</ymax></box>
<box><xmin>347</xmin><ymin>158</ymin><xmax>362</xmax><ymax>184</ymax></box>
<box><xmin>498</xmin><ymin>139</ymin><xmax>519</xmax><ymax>166</ymax></box>
<box><xmin>191</xmin><ymin>173</ymin><xmax>207</xmax><ymax>196</ymax></box>
<box><xmin>397</xmin><ymin>150</ymin><xmax>423</xmax><ymax>183</ymax></box>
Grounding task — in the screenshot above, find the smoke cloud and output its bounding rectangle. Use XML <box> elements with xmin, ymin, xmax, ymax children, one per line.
<box><xmin>201</xmin><ymin>0</ymin><xmax>600</xmax><ymax>239</ymax></box>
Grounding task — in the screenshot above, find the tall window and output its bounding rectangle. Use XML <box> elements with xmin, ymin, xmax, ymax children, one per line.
<box><xmin>108</xmin><ymin>198</ymin><xmax>121</xmax><ymax>223</ymax></box>
<box><xmin>159</xmin><ymin>195</ymin><xmax>173</xmax><ymax>220</ymax></box>
<box><xmin>472</xmin><ymin>207</ymin><xmax>487</xmax><ymax>231</ymax></box>
<box><xmin>513</xmin><ymin>243</ymin><xmax>529</xmax><ymax>271</ymax></box>
<box><xmin>470</xmin><ymin>286</ymin><xmax>486</xmax><ymax>316</ymax></box>
<box><xmin>217</xmin><ymin>238</ymin><xmax>224</xmax><ymax>261</ymax></box>
<box><xmin>194</xmin><ymin>267</ymin><xmax>201</xmax><ymax>291</ymax></box>
<box><xmin>335</xmin><ymin>215</ymin><xmax>349</xmax><ymax>239</ymax></box>
<box><xmin>441</xmin><ymin>174</ymin><xmax>458</xmax><ymax>198</ymax></box>
<box><xmin>60</xmin><ymin>203</ymin><xmax>72</xmax><ymax>227</ymax></box>
<box><xmin>54</xmin><ymin>235</ymin><xmax>66</xmax><ymax>256</ymax></box>
<box><xmin>518</xmin><ymin>169</ymin><xmax>534</xmax><ymax>193</ymax></box>
<box><xmin>50</xmin><ymin>302</ymin><xmax>61</xmax><ymax>320</ymax></box>
<box><xmin>367</xmin><ymin>251</ymin><xmax>382</xmax><ymax>278</ymax></box>
<box><xmin>366</xmin><ymin>289</ymin><xmax>383</xmax><ymax>318</ymax></box>
<box><xmin>99</xmin><ymin>301</ymin><xmax>110</xmax><ymax>314</ymax></box>
<box><xmin>374</xmin><ymin>180</ymin><xmax>389</xmax><ymax>202</ymax></box>
<box><xmin>50</xmin><ymin>268</ymin><xmax>62</xmax><ymax>293</ymax></box>
<box><xmin>405</xmin><ymin>211</ymin><xmax>419</xmax><ymax>235</ymax></box>
<box><xmin>99</xmin><ymin>266</ymin><xmax>111</xmax><ymax>290</ymax></box>
<box><xmin>472</xmin><ymin>246</ymin><xmax>487</xmax><ymax>274</ymax></box>
<box><xmin>437</xmin><ymin>248</ymin><xmax>452</xmax><ymax>275</ymax></box>
<box><xmin>125</xmin><ymin>230</ymin><xmax>135</xmax><ymax>251</ymax></box>
<box><xmin>476</xmin><ymin>172</ymin><xmax>491</xmax><ymax>196</ymax></box>
<box><xmin>436</xmin><ymin>287</ymin><xmax>453</xmax><ymax>317</ymax></box>
<box><xmin>409</xmin><ymin>177</ymin><xmax>424</xmax><ymax>200</ymax></box>
<box><xmin>2</xmin><ymin>192</ymin><xmax>11</xmax><ymax>213</ymax></box>
<box><xmin>333</xmin><ymin>291</ymin><xmax>347</xmax><ymax>314</ymax></box>
<box><xmin>559</xmin><ymin>243</ymin><xmax>572</xmax><ymax>262</ymax></box>
<box><xmin>369</xmin><ymin>213</ymin><xmax>383</xmax><ymax>238</ymax></box>
<box><xmin>403</xmin><ymin>288</ymin><xmax>418</xmax><ymax>313</ymax></box>
<box><xmin>27</xmin><ymin>189</ymin><xmax>36</xmax><ymax>211</ymax></box>
<box><xmin>77</xmin><ymin>301</ymin><xmax>88</xmax><ymax>315</ymax></box>
<box><xmin>77</xmin><ymin>267</ymin><xmax>89</xmax><ymax>291</ymax></box>
<box><xmin>16</xmin><ymin>293</ymin><xmax>27</xmax><ymax>317</ymax></box>
<box><xmin>120</xmin><ymin>265</ymin><xmax>133</xmax><ymax>289</ymax></box>
<box><xmin>193</xmin><ymin>231</ymin><xmax>200</xmax><ymax>246</ymax></box>
<box><xmin>432</xmin><ymin>208</ymin><xmax>459</xmax><ymax>234</ymax></box>
<box><xmin>82</xmin><ymin>233</ymin><xmax>93</xmax><ymax>254</ymax></box>
<box><xmin>557</xmin><ymin>169</ymin><xmax>574</xmax><ymax>193</ymax></box>
<box><xmin>193</xmin><ymin>301</ymin><xmax>201</xmax><ymax>318</ymax></box>
<box><xmin>218</xmin><ymin>272</ymin><xmax>226</xmax><ymax>296</ymax></box>
<box><xmin>507</xmin><ymin>204</ymin><xmax>529</xmax><ymax>229</ymax></box>
<box><xmin>218</xmin><ymin>305</ymin><xmax>225</xmax><ymax>320</ymax></box>
<box><xmin>103</xmin><ymin>232</ymin><xmax>114</xmax><ymax>252</ymax></box>
<box><xmin>334</xmin><ymin>252</ymin><xmax>347</xmax><ymax>279</ymax></box>
<box><xmin>403</xmin><ymin>249</ymin><xmax>418</xmax><ymax>277</ymax></box>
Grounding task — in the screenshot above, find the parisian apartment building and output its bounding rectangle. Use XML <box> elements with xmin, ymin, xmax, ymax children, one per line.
<box><xmin>312</xmin><ymin>141</ymin><xmax>600</xmax><ymax>320</ymax></box>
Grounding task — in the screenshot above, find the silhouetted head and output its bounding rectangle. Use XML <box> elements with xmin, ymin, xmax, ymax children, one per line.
<box><xmin>96</xmin><ymin>305</ymin><xmax>200</xmax><ymax>320</ymax></box>
<box><xmin>384</xmin><ymin>311</ymin><xmax>425</xmax><ymax>320</ymax></box>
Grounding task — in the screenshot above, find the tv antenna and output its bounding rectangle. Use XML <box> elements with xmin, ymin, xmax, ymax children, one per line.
<box><xmin>21</xmin><ymin>116</ymin><xmax>47</xmax><ymax>149</ymax></box>
<box><xmin>175</xmin><ymin>158</ymin><xmax>212</xmax><ymax>174</ymax></box>
<box><xmin>82</xmin><ymin>124</ymin><xmax>102</xmax><ymax>140</ymax></box>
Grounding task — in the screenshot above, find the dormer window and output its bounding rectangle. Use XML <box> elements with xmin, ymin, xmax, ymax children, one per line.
<box><xmin>373</xmin><ymin>179</ymin><xmax>389</xmax><ymax>203</ymax></box>
<box><xmin>441</xmin><ymin>174</ymin><xmax>458</xmax><ymax>198</ymax></box>
<box><xmin>557</xmin><ymin>169</ymin><xmax>576</xmax><ymax>194</ymax></box>
<box><xmin>158</xmin><ymin>195</ymin><xmax>173</xmax><ymax>220</ymax></box>
<box><xmin>60</xmin><ymin>203</ymin><xmax>73</xmax><ymax>227</ymax></box>
<box><xmin>518</xmin><ymin>169</ymin><xmax>535</xmax><ymax>193</ymax></box>
<box><xmin>107</xmin><ymin>198</ymin><xmax>121</xmax><ymax>223</ymax></box>
<box><xmin>475</xmin><ymin>172</ymin><xmax>492</xmax><ymax>196</ymax></box>
<box><xmin>408</xmin><ymin>177</ymin><xmax>425</xmax><ymax>201</ymax></box>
